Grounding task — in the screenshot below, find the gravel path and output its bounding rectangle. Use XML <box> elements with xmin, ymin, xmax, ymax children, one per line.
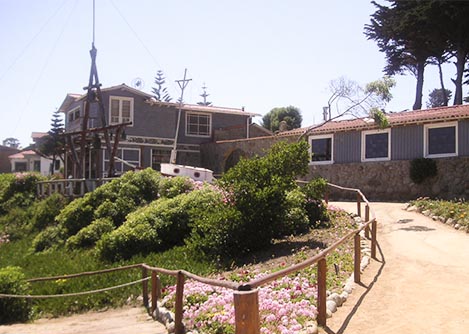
<box><xmin>0</xmin><ymin>306</ymin><xmax>167</xmax><ymax>334</ymax></box>
<box><xmin>321</xmin><ymin>202</ymin><xmax>469</xmax><ymax>334</ymax></box>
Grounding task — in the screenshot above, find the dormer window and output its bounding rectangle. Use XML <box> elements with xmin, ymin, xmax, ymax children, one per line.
<box><xmin>109</xmin><ymin>96</ymin><xmax>133</xmax><ymax>125</ymax></box>
<box><xmin>68</xmin><ymin>107</ymin><xmax>80</xmax><ymax>122</ymax></box>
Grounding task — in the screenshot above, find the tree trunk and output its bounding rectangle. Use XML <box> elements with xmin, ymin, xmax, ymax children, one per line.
<box><xmin>413</xmin><ymin>61</ymin><xmax>425</xmax><ymax>110</ymax></box>
<box><xmin>437</xmin><ymin>60</ymin><xmax>448</xmax><ymax>106</ymax></box>
<box><xmin>452</xmin><ymin>48</ymin><xmax>466</xmax><ymax>105</ymax></box>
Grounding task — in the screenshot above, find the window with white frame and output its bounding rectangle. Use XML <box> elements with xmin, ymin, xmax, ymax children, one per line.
<box><xmin>186</xmin><ymin>112</ymin><xmax>211</xmax><ymax>137</ymax></box>
<box><xmin>109</xmin><ymin>96</ymin><xmax>133</xmax><ymax>125</ymax></box>
<box><xmin>103</xmin><ymin>148</ymin><xmax>140</xmax><ymax>175</ymax></box>
<box><xmin>424</xmin><ymin>122</ymin><xmax>458</xmax><ymax>158</ymax></box>
<box><xmin>68</xmin><ymin>107</ymin><xmax>80</xmax><ymax>122</ymax></box>
<box><xmin>151</xmin><ymin>149</ymin><xmax>171</xmax><ymax>171</ymax></box>
<box><xmin>362</xmin><ymin>129</ymin><xmax>390</xmax><ymax>161</ymax></box>
<box><xmin>309</xmin><ymin>134</ymin><xmax>333</xmax><ymax>163</ymax></box>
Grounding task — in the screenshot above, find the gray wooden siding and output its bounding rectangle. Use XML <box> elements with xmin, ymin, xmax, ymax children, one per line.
<box><xmin>333</xmin><ymin>131</ymin><xmax>361</xmax><ymax>163</ymax></box>
<box><xmin>459</xmin><ymin>119</ymin><xmax>469</xmax><ymax>156</ymax></box>
<box><xmin>391</xmin><ymin>125</ymin><xmax>423</xmax><ymax>160</ymax></box>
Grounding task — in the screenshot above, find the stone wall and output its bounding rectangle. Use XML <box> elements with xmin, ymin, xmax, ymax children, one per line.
<box><xmin>304</xmin><ymin>157</ymin><xmax>469</xmax><ymax>201</ymax></box>
<box><xmin>201</xmin><ymin>135</ymin><xmax>469</xmax><ymax>201</ymax></box>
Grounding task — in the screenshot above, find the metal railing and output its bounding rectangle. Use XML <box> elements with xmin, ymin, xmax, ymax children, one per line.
<box><xmin>36</xmin><ymin>178</ymin><xmax>116</xmax><ymax>198</ymax></box>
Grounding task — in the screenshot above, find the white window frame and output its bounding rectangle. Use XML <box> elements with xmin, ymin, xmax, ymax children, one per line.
<box><xmin>68</xmin><ymin>107</ymin><xmax>80</xmax><ymax>123</ymax></box>
<box><xmin>103</xmin><ymin>147</ymin><xmax>140</xmax><ymax>176</ymax></box>
<box><xmin>309</xmin><ymin>134</ymin><xmax>334</xmax><ymax>165</ymax></box>
<box><xmin>185</xmin><ymin>112</ymin><xmax>211</xmax><ymax>137</ymax></box>
<box><xmin>361</xmin><ymin>128</ymin><xmax>391</xmax><ymax>162</ymax></box>
<box><xmin>424</xmin><ymin>122</ymin><xmax>458</xmax><ymax>158</ymax></box>
<box><xmin>109</xmin><ymin>96</ymin><xmax>134</xmax><ymax>126</ymax></box>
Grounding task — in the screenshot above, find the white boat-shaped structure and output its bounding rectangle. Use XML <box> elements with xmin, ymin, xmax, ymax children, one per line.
<box><xmin>160</xmin><ymin>163</ymin><xmax>214</xmax><ymax>183</ymax></box>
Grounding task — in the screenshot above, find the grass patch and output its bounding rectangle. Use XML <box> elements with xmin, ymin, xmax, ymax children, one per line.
<box><xmin>411</xmin><ymin>198</ymin><xmax>469</xmax><ymax>227</ymax></box>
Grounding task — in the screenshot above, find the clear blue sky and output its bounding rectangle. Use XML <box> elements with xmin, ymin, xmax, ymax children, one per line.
<box><xmin>0</xmin><ymin>0</ymin><xmax>462</xmax><ymax>148</ymax></box>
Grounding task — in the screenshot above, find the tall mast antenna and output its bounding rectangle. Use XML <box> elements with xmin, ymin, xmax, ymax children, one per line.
<box><xmin>171</xmin><ymin>68</ymin><xmax>192</xmax><ymax>163</ymax></box>
<box><xmin>92</xmin><ymin>0</ymin><xmax>96</xmax><ymax>45</ymax></box>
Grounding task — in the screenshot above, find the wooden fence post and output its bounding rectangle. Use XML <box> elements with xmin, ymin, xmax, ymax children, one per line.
<box><xmin>354</xmin><ymin>233</ymin><xmax>361</xmax><ymax>284</ymax></box>
<box><xmin>151</xmin><ymin>271</ymin><xmax>158</xmax><ymax>314</ymax></box>
<box><xmin>371</xmin><ymin>220</ymin><xmax>377</xmax><ymax>259</ymax></box>
<box><xmin>356</xmin><ymin>193</ymin><xmax>361</xmax><ymax>217</ymax></box>
<box><xmin>142</xmin><ymin>267</ymin><xmax>148</xmax><ymax>309</ymax></box>
<box><xmin>365</xmin><ymin>205</ymin><xmax>370</xmax><ymax>238</ymax></box>
<box><xmin>174</xmin><ymin>272</ymin><xmax>185</xmax><ymax>334</ymax></box>
<box><xmin>317</xmin><ymin>258</ymin><xmax>327</xmax><ymax>327</ymax></box>
<box><xmin>234</xmin><ymin>289</ymin><xmax>260</xmax><ymax>334</ymax></box>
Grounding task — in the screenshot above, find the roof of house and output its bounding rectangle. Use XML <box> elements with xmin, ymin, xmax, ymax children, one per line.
<box><xmin>278</xmin><ymin>104</ymin><xmax>469</xmax><ymax>137</ymax></box>
<box><xmin>58</xmin><ymin>84</ymin><xmax>260</xmax><ymax>117</ymax></box>
<box><xmin>8</xmin><ymin>150</ymin><xmax>38</xmax><ymax>159</ymax></box>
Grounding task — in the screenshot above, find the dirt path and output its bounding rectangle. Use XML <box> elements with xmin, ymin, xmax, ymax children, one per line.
<box><xmin>0</xmin><ymin>306</ymin><xmax>167</xmax><ymax>334</ymax></box>
<box><xmin>321</xmin><ymin>202</ymin><xmax>469</xmax><ymax>334</ymax></box>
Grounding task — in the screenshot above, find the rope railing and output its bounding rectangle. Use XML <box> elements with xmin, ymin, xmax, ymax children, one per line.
<box><xmin>8</xmin><ymin>182</ymin><xmax>379</xmax><ymax>334</ymax></box>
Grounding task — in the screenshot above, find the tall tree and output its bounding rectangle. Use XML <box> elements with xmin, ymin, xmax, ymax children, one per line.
<box><xmin>262</xmin><ymin>106</ymin><xmax>302</xmax><ymax>132</ymax></box>
<box><xmin>2</xmin><ymin>137</ymin><xmax>20</xmax><ymax>148</ymax></box>
<box><xmin>365</xmin><ymin>1</ymin><xmax>444</xmax><ymax>110</ymax></box>
<box><xmin>37</xmin><ymin>110</ymin><xmax>65</xmax><ymax>174</ymax></box>
<box><xmin>427</xmin><ymin>88</ymin><xmax>452</xmax><ymax>108</ymax></box>
<box><xmin>440</xmin><ymin>1</ymin><xmax>469</xmax><ymax>105</ymax></box>
<box><xmin>151</xmin><ymin>70</ymin><xmax>172</xmax><ymax>102</ymax></box>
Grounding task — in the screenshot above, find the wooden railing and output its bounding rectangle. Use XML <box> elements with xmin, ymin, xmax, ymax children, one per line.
<box><xmin>36</xmin><ymin>178</ymin><xmax>116</xmax><ymax>198</ymax></box>
<box><xmin>27</xmin><ymin>182</ymin><xmax>378</xmax><ymax>334</ymax></box>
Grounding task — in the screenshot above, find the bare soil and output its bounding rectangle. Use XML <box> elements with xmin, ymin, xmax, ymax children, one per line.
<box><xmin>320</xmin><ymin>202</ymin><xmax>469</xmax><ymax>334</ymax></box>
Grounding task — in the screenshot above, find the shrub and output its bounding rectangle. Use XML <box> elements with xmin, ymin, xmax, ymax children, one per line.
<box><xmin>96</xmin><ymin>219</ymin><xmax>161</xmax><ymax>261</ymax></box>
<box><xmin>31</xmin><ymin>225</ymin><xmax>67</xmax><ymax>252</ymax></box>
<box><xmin>0</xmin><ymin>266</ymin><xmax>31</xmax><ymax>324</ymax></box>
<box><xmin>410</xmin><ymin>158</ymin><xmax>437</xmax><ymax>184</ymax></box>
<box><xmin>0</xmin><ymin>206</ymin><xmax>33</xmax><ymax>240</ymax></box>
<box><xmin>301</xmin><ymin>178</ymin><xmax>329</xmax><ymax>227</ymax></box>
<box><xmin>217</xmin><ymin>141</ymin><xmax>311</xmax><ymax>254</ymax></box>
<box><xmin>55</xmin><ymin>196</ymin><xmax>95</xmax><ymax>236</ymax></box>
<box><xmin>66</xmin><ymin>217</ymin><xmax>115</xmax><ymax>249</ymax></box>
<box><xmin>30</xmin><ymin>193</ymin><xmax>68</xmax><ymax>230</ymax></box>
<box><xmin>94</xmin><ymin>198</ymin><xmax>137</xmax><ymax>226</ymax></box>
<box><xmin>97</xmin><ymin>186</ymin><xmax>222</xmax><ymax>261</ymax></box>
<box><xmin>282</xmin><ymin>188</ymin><xmax>309</xmax><ymax>235</ymax></box>
<box><xmin>159</xmin><ymin>176</ymin><xmax>194</xmax><ymax>198</ymax></box>
<box><xmin>0</xmin><ymin>173</ymin><xmax>43</xmax><ymax>215</ymax></box>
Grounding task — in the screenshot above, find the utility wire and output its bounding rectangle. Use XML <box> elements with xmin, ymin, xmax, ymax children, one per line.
<box><xmin>11</xmin><ymin>0</ymin><xmax>79</xmax><ymax>139</ymax></box>
<box><xmin>0</xmin><ymin>0</ymin><xmax>69</xmax><ymax>84</ymax></box>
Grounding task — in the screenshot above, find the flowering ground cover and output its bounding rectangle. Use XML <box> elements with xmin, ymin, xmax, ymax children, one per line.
<box><xmin>162</xmin><ymin>207</ymin><xmax>356</xmax><ymax>334</ymax></box>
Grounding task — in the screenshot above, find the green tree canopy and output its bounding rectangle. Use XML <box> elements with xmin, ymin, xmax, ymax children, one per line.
<box><xmin>427</xmin><ymin>88</ymin><xmax>452</xmax><ymax>108</ymax></box>
<box><xmin>262</xmin><ymin>106</ymin><xmax>302</xmax><ymax>132</ymax></box>
<box><xmin>36</xmin><ymin>110</ymin><xmax>65</xmax><ymax>174</ymax></box>
<box><xmin>151</xmin><ymin>70</ymin><xmax>172</xmax><ymax>102</ymax></box>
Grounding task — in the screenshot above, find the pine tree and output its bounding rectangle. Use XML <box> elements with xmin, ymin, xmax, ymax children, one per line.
<box><xmin>151</xmin><ymin>70</ymin><xmax>172</xmax><ymax>102</ymax></box>
<box><xmin>197</xmin><ymin>84</ymin><xmax>212</xmax><ymax>106</ymax></box>
<box><xmin>37</xmin><ymin>110</ymin><xmax>65</xmax><ymax>175</ymax></box>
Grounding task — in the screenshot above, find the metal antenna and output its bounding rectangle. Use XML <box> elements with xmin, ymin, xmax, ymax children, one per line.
<box><xmin>171</xmin><ymin>68</ymin><xmax>192</xmax><ymax>163</ymax></box>
<box><xmin>92</xmin><ymin>0</ymin><xmax>96</xmax><ymax>45</ymax></box>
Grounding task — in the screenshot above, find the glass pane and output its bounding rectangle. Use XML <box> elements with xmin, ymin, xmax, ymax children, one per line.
<box><xmin>311</xmin><ymin>138</ymin><xmax>332</xmax><ymax>161</ymax></box>
<box><xmin>365</xmin><ymin>133</ymin><xmax>388</xmax><ymax>159</ymax></box>
<box><xmin>111</xmin><ymin>100</ymin><xmax>119</xmax><ymax>112</ymax></box>
<box><xmin>123</xmin><ymin>149</ymin><xmax>139</xmax><ymax>161</ymax></box>
<box><xmin>428</xmin><ymin>126</ymin><xmax>456</xmax><ymax>155</ymax></box>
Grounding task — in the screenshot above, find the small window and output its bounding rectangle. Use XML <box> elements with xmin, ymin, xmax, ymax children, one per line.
<box><xmin>186</xmin><ymin>112</ymin><xmax>211</xmax><ymax>137</ymax></box>
<box><xmin>109</xmin><ymin>96</ymin><xmax>134</xmax><ymax>125</ymax></box>
<box><xmin>309</xmin><ymin>135</ymin><xmax>333</xmax><ymax>164</ymax></box>
<box><xmin>424</xmin><ymin>122</ymin><xmax>458</xmax><ymax>158</ymax></box>
<box><xmin>68</xmin><ymin>107</ymin><xmax>80</xmax><ymax>122</ymax></box>
<box><xmin>362</xmin><ymin>129</ymin><xmax>390</xmax><ymax>161</ymax></box>
<box><xmin>33</xmin><ymin>160</ymin><xmax>41</xmax><ymax>172</ymax></box>
<box><xmin>151</xmin><ymin>149</ymin><xmax>171</xmax><ymax>171</ymax></box>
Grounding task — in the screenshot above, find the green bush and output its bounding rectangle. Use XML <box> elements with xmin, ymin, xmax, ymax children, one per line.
<box><xmin>0</xmin><ymin>173</ymin><xmax>43</xmax><ymax>215</ymax></box>
<box><xmin>96</xmin><ymin>219</ymin><xmax>161</xmax><ymax>261</ymax></box>
<box><xmin>283</xmin><ymin>188</ymin><xmax>309</xmax><ymax>235</ymax></box>
<box><xmin>159</xmin><ymin>176</ymin><xmax>194</xmax><ymax>198</ymax></box>
<box><xmin>97</xmin><ymin>187</ymin><xmax>222</xmax><ymax>261</ymax></box>
<box><xmin>217</xmin><ymin>141</ymin><xmax>311</xmax><ymax>254</ymax></box>
<box><xmin>0</xmin><ymin>206</ymin><xmax>33</xmax><ymax>240</ymax></box>
<box><xmin>410</xmin><ymin>158</ymin><xmax>437</xmax><ymax>184</ymax></box>
<box><xmin>0</xmin><ymin>266</ymin><xmax>31</xmax><ymax>324</ymax></box>
<box><xmin>55</xmin><ymin>168</ymin><xmax>162</xmax><ymax>238</ymax></box>
<box><xmin>30</xmin><ymin>193</ymin><xmax>68</xmax><ymax>230</ymax></box>
<box><xmin>31</xmin><ymin>225</ymin><xmax>67</xmax><ymax>252</ymax></box>
<box><xmin>301</xmin><ymin>178</ymin><xmax>329</xmax><ymax>227</ymax></box>
<box><xmin>66</xmin><ymin>217</ymin><xmax>115</xmax><ymax>249</ymax></box>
